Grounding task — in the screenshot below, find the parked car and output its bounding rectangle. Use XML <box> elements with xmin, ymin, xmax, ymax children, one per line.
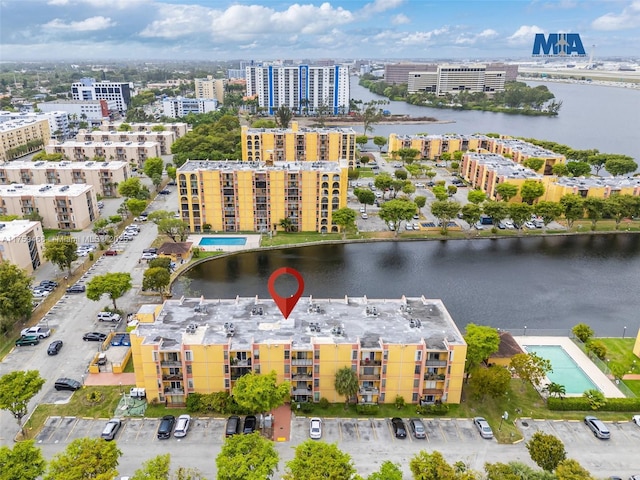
<box><xmin>31</xmin><ymin>289</ymin><xmax>50</xmax><ymax>298</ymax></box>
<box><xmin>111</xmin><ymin>334</ymin><xmax>124</xmax><ymax>347</ymax></box>
<box><xmin>473</xmin><ymin>417</ymin><xmax>494</xmax><ymax>439</ymax></box>
<box><xmin>141</xmin><ymin>252</ymin><xmax>158</xmax><ymax>260</ymax></box>
<box><xmin>409</xmin><ymin>418</ymin><xmax>426</xmax><ymax>439</ymax></box>
<box><xmin>524</xmin><ymin>221</ymin><xmax>537</xmax><ymax>229</ymax></box>
<box><xmin>391</xmin><ymin>417</ymin><xmax>407</xmax><ymax>438</ymax></box>
<box><xmin>415</xmin><ymin>183</ymin><xmax>425</xmax><ymax>188</ymax></box>
<box><xmin>39</xmin><ymin>280</ymin><xmax>58</xmax><ymax>288</ymax></box>
<box><xmin>66</xmin><ymin>284</ymin><xmax>86</xmax><ymax>293</ymax></box>
<box><xmin>225</xmin><ymin>415</ymin><xmax>242</xmax><ymax>437</ymax></box>
<box><xmin>47</xmin><ymin>340</ymin><xmax>63</xmax><ymax>355</ymax></box>
<box><xmin>633</xmin><ymin>414</ymin><xmax>640</xmax><ymax>426</ymax></box>
<box><xmin>119</xmin><ymin>234</ymin><xmax>134</xmax><ymax>242</ymax></box>
<box><xmin>309</xmin><ymin>417</ymin><xmax>322</xmax><ymax>439</ymax></box>
<box><xmin>361</xmin><ymin>213</ymin><xmax>368</xmax><ymax>219</ymax></box>
<box><xmin>83</xmin><ymin>332</ymin><xmax>107</xmax><ymax>342</ymax></box>
<box><xmin>159</xmin><ymin>189</ymin><xmax>171</xmax><ymax>195</ymax></box>
<box><xmin>15</xmin><ymin>335</ymin><xmax>39</xmax><ymax>347</ymax></box>
<box><xmin>584</xmin><ymin>415</ymin><xmax>610</xmax><ymax>439</ymax></box>
<box><xmin>243</xmin><ymin>415</ymin><xmax>257</xmax><ymax>434</ymax></box>
<box><xmin>21</xmin><ymin>326</ymin><xmax>51</xmax><ymax>338</ymax></box>
<box><xmin>54</xmin><ymin>377</ymin><xmax>82</xmax><ymax>391</ymax></box>
<box><xmin>174</xmin><ymin>414</ymin><xmax>191</xmax><ymax>438</ymax></box>
<box><xmin>104</xmin><ymin>250</ymin><xmax>118</xmax><ymax>256</ymax></box>
<box><xmin>101</xmin><ymin>418</ymin><xmax>121</xmax><ymax>441</ymax></box>
<box><xmin>143</xmin><ymin>248</ymin><xmax>158</xmax><ymax>254</ymax></box>
<box><xmin>157</xmin><ymin>415</ymin><xmax>175</xmax><ymax>439</ymax></box>
<box><xmin>97</xmin><ymin>312</ymin><xmax>121</xmax><ymax>322</ymax></box>
<box><xmin>167</xmin><ymin>181</ymin><xmax>177</xmax><ymax>186</ymax></box>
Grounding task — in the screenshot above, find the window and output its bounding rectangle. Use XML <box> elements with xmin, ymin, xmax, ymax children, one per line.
<box><xmin>314</xmin><ymin>379</ymin><xmax>319</xmax><ymax>388</ymax></box>
<box><xmin>413</xmin><ymin>379</ymin><xmax>419</xmax><ymax>388</ymax></box>
<box><xmin>152</xmin><ymin>351</ymin><xmax>158</xmax><ymax>362</ymax></box>
<box><xmin>253</xmin><ymin>349</ymin><xmax>260</xmax><ymax>359</ymax></box>
<box><xmin>414</xmin><ymin>365</ymin><xmax>421</xmax><ymax>375</ymax></box>
<box><xmin>224</xmin><ymin>351</ymin><xmax>228</xmax><ymax>360</ymax></box>
<box><xmin>314</xmin><ymin>365</ymin><xmax>319</xmax><ymax>374</ymax></box>
<box><xmin>224</xmin><ymin>365</ymin><xmax>229</xmax><ymax>374</ymax></box>
<box><xmin>352</xmin><ymin>350</ymin><xmax>358</xmax><ymax>360</ymax></box>
<box><xmin>314</xmin><ymin>350</ymin><xmax>320</xmax><ymax>360</ymax></box>
<box><xmin>415</xmin><ymin>350</ymin><xmax>422</xmax><ymax>361</ymax></box>
<box><xmin>449</xmin><ymin>351</ymin><xmax>454</xmax><ymax>362</ymax></box>
<box><xmin>382</xmin><ymin>365</ymin><xmax>387</xmax><ymax>375</ymax></box>
<box><xmin>224</xmin><ymin>379</ymin><xmax>229</xmax><ymax>389</ymax></box>
<box><xmin>187</xmin><ymin>379</ymin><xmax>194</xmax><ymax>389</ymax></box>
<box><xmin>383</xmin><ymin>350</ymin><xmax>388</xmax><ymax>360</ymax></box>
<box><xmin>381</xmin><ymin>379</ymin><xmax>386</xmax><ymax>388</ymax></box>
<box><xmin>254</xmin><ymin>365</ymin><xmax>260</xmax><ymax>374</ymax></box>
<box><xmin>284</xmin><ymin>350</ymin><xmax>290</xmax><ymax>360</ymax></box>
<box><xmin>412</xmin><ymin>393</ymin><xmax>418</xmax><ymax>402</ymax></box>
<box><xmin>351</xmin><ymin>365</ymin><xmax>357</xmax><ymax>372</ymax></box>
<box><xmin>184</xmin><ymin>350</ymin><xmax>193</xmax><ymax>361</ymax></box>
<box><xmin>284</xmin><ymin>365</ymin><xmax>290</xmax><ymax>374</ymax></box>
<box><xmin>186</xmin><ymin>365</ymin><xmax>192</xmax><ymax>374</ymax></box>
<box><xmin>314</xmin><ymin>392</ymin><xmax>320</xmax><ymax>402</ymax></box>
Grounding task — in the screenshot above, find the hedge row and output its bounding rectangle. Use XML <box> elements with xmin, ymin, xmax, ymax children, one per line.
<box><xmin>548</xmin><ymin>396</ymin><xmax>640</xmax><ymax>411</ymax></box>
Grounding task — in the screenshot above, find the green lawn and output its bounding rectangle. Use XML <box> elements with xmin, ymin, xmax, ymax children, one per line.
<box><xmin>260</xmin><ymin>232</ymin><xmax>343</xmax><ymax>247</ymax></box>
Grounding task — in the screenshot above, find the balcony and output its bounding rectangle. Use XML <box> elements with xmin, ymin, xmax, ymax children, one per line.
<box><xmin>358</xmin><ymin>386</ymin><xmax>379</xmax><ymax>395</ymax></box>
<box><xmin>162</xmin><ymin>374</ymin><xmax>182</xmax><ymax>381</ymax></box>
<box><xmin>291</xmin><ymin>372</ymin><xmax>313</xmax><ymax>380</ymax></box>
<box><xmin>425</xmin><ymin>359</ymin><xmax>448</xmax><ymax>367</ymax></box>
<box><xmin>230</xmin><ymin>359</ymin><xmax>251</xmax><ymax>367</ymax></box>
<box><xmin>163</xmin><ymin>387</ymin><xmax>185</xmax><ymax>395</ymax></box>
<box><xmin>422</xmin><ymin>388</ymin><xmax>444</xmax><ymax>395</ymax></box>
<box><xmin>291</xmin><ymin>387</ymin><xmax>313</xmax><ymax>396</ymax></box>
<box><xmin>360</xmin><ymin>359</ymin><xmax>381</xmax><ymax>366</ymax></box>
<box><xmin>424</xmin><ymin>374</ymin><xmax>446</xmax><ymax>381</ymax></box>
<box><xmin>359</xmin><ymin>374</ymin><xmax>380</xmax><ymax>381</ymax></box>
<box><xmin>160</xmin><ymin>361</ymin><xmax>182</xmax><ymax>367</ymax></box>
<box><xmin>291</xmin><ymin>358</ymin><xmax>313</xmax><ymax>366</ymax></box>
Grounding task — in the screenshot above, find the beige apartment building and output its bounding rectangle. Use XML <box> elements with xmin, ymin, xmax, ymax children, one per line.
<box><xmin>0</xmin><ymin>160</ymin><xmax>130</xmax><ymax>198</ymax></box>
<box><xmin>195</xmin><ymin>76</ymin><xmax>227</xmax><ymax>104</ymax></box>
<box><xmin>76</xmin><ymin>129</ymin><xmax>177</xmax><ymax>155</ymax></box>
<box><xmin>45</xmin><ymin>140</ymin><xmax>161</xmax><ymax>169</ymax></box>
<box><xmin>0</xmin><ymin>118</ymin><xmax>51</xmax><ymax>162</ymax></box>
<box><xmin>98</xmin><ymin>121</ymin><xmax>189</xmax><ymax>138</ymax></box>
<box><xmin>0</xmin><ymin>220</ymin><xmax>44</xmax><ymax>273</ymax></box>
<box><xmin>0</xmin><ymin>183</ymin><xmax>98</xmax><ymax>230</ymax></box>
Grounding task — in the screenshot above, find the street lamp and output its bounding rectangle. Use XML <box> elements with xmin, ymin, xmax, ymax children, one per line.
<box><xmin>524</xmin><ymin>326</ymin><xmax>527</xmax><ymax>336</ymax></box>
<box><xmin>623</xmin><ymin>326</ymin><xmax>627</xmax><ymax>339</ymax></box>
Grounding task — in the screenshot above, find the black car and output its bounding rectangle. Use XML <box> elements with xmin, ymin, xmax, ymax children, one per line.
<box><xmin>83</xmin><ymin>332</ymin><xmax>107</xmax><ymax>342</ymax></box>
<box><xmin>157</xmin><ymin>415</ymin><xmax>175</xmax><ymax>439</ymax></box>
<box><xmin>143</xmin><ymin>247</ymin><xmax>158</xmax><ymax>254</ymax></box>
<box><xmin>225</xmin><ymin>415</ymin><xmax>241</xmax><ymax>437</ymax></box>
<box><xmin>167</xmin><ymin>181</ymin><xmax>177</xmax><ymax>186</ymax></box>
<box><xmin>158</xmin><ymin>189</ymin><xmax>171</xmax><ymax>195</ymax></box>
<box><xmin>47</xmin><ymin>340</ymin><xmax>63</xmax><ymax>355</ymax></box>
<box><xmin>40</xmin><ymin>280</ymin><xmax>58</xmax><ymax>289</ymax></box>
<box><xmin>391</xmin><ymin>417</ymin><xmax>407</xmax><ymax>439</ymax></box>
<box><xmin>243</xmin><ymin>415</ymin><xmax>257</xmax><ymax>434</ymax></box>
<box><xmin>66</xmin><ymin>284</ymin><xmax>86</xmax><ymax>294</ymax></box>
<box><xmin>54</xmin><ymin>377</ymin><xmax>82</xmax><ymax>391</ymax></box>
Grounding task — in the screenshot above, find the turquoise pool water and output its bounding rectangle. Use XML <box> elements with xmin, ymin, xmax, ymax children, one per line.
<box><xmin>524</xmin><ymin>345</ymin><xmax>599</xmax><ymax>395</ymax></box>
<box><xmin>198</xmin><ymin>237</ymin><xmax>247</xmax><ymax>246</ymax></box>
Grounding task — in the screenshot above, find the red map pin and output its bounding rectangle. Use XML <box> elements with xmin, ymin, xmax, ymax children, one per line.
<box><xmin>268</xmin><ymin>267</ymin><xmax>305</xmax><ymax>319</ymax></box>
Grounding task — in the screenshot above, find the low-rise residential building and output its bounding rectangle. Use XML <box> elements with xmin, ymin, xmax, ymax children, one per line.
<box><xmin>37</xmin><ymin>100</ymin><xmax>111</xmax><ymax>127</ymax></box>
<box><xmin>71</xmin><ymin>78</ymin><xmax>132</xmax><ymax>113</ymax></box>
<box><xmin>0</xmin><ymin>183</ymin><xmax>98</xmax><ymax>230</ymax></box>
<box><xmin>195</xmin><ymin>76</ymin><xmax>227</xmax><ymax>104</ymax></box>
<box><xmin>76</xmin><ymin>129</ymin><xmax>177</xmax><ymax>155</ymax></box>
<box><xmin>460</xmin><ymin>153</ymin><xmax>545</xmax><ymax>201</ymax></box>
<box><xmin>0</xmin><ymin>220</ymin><xmax>44</xmax><ymax>273</ymax></box>
<box><xmin>45</xmin><ymin>140</ymin><xmax>161</xmax><ymax>168</ymax></box>
<box><xmin>0</xmin><ymin>160</ymin><xmax>130</xmax><ymax>198</ymax></box>
<box><xmin>0</xmin><ymin>116</ymin><xmax>52</xmax><ymax>162</ymax></box>
<box><xmin>130</xmin><ymin>295</ymin><xmax>467</xmax><ymax>407</ymax></box>
<box><xmin>162</xmin><ymin>97</ymin><xmax>217</xmax><ymax>118</ymax></box>
<box><xmin>177</xmin><ymin>160</ymin><xmax>348</xmax><ymax>233</ymax></box>
<box><xmin>242</xmin><ymin>122</ymin><xmax>357</xmax><ymax>167</ymax></box>
<box><xmin>544</xmin><ymin>175</ymin><xmax>640</xmax><ymax>202</ymax></box>
<box><xmin>490</xmin><ymin>138</ymin><xmax>566</xmax><ymax>175</ymax></box>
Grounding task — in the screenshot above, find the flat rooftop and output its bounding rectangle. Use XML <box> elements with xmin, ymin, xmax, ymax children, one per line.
<box><xmin>465</xmin><ymin>153</ymin><xmax>542</xmax><ymax>180</ymax></box>
<box><xmin>0</xmin><ymin>183</ymin><xmax>93</xmax><ymax>197</ymax></box>
<box><xmin>50</xmin><ymin>140</ymin><xmax>160</xmax><ymax>148</ymax></box>
<box><xmin>0</xmin><ymin>220</ymin><xmax>40</xmax><ymax>241</ymax></box>
<box><xmin>245</xmin><ymin>126</ymin><xmax>356</xmax><ymax>135</ymax></box>
<box><xmin>178</xmin><ymin>160</ymin><xmax>347</xmax><ymax>173</ymax></box>
<box><xmin>135</xmin><ymin>296</ymin><xmax>465</xmax><ymax>351</ymax></box>
<box><xmin>391</xmin><ymin>133</ymin><xmax>491</xmax><ymax>141</ymax></box>
<box><xmin>493</xmin><ymin>138</ymin><xmax>565</xmax><ymax>159</ymax></box>
<box><xmin>556</xmin><ymin>176</ymin><xmax>640</xmax><ymax>189</ymax></box>
<box><xmin>3</xmin><ymin>160</ymin><xmax>128</xmax><ymax>171</ymax></box>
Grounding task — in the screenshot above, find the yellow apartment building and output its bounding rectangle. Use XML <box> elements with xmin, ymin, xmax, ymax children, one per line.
<box><xmin>130</xmin><ymin>296</ymin><xmax>467</xmax><ymax>407</ymax></box>
<box><xmin>195</xmin><ymin>76</ymin><xmax>227</xmax><ymax>104</ymax></box>
<box><xmin>99</xmin><ymin>121</ymin><xmax>189</xmax><ymax>138</ymax></box>
<box><xmin>177</xmin><ymin>160</ymin><xmax>348</xmax><ymax>233</ymax></box>
<box><xmin>0</xmin><ymin>183</ymin><xmax>98</xmax><ymax>230</ymax></box>
<box><xmin>76</xmin><ymin>129</ymin><xmax>177</xmax><ymax>155</ymax></box>
<box><xmin>489</xmin><ymin>138</ymin><xmax>565</xmax><ymax>175</ymax></box>
<box><xmin>0</xmin><ymin>220</ymin><xmax>44</xmax><ymax>273</ymax></box>
<box><xmin>46</xmin><ymin>140</ymin><xmax>161</xmax><ymax>169</ymax></box>
<box><xmin>0</xmin><ymin>118</ymin><xmax>51</xmax><ymax>162</ymax></box>
<box><xmin>543</xmin><ymin>176</ymin><xmax>640</xmax><ymax>202</ymax></box>
<box><xmin>0</xmin><ymin>160</ymin><xmax>130</xmax><ymax>198</ymax></box>
<box><xmin>241</xmin><ymin>122</ymin><xmax>357</xmax><ymax>168</ymax></box>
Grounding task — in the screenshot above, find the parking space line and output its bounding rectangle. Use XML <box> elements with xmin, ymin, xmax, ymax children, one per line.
<box><xmin>355</xmin><ymin>422</ymin><xmax>361</xmax><ymax>441</ymax></box>
<box><xmin>63</xmin><ymin>417</ymin><xmax>79</xmax><ymax>442</ymax></box>
<box><xmin>386</xmin><ymin>419</ymin><xmax>396</xmax><ymax>441</ymax></box>
<box><xmin>439</xmin><ymin>419</ymin><xmax>448</xmax><ymax>442</ymax></box>
<box><xmin>338</xmin><ymin>419</ymin><xmax>343</xmax><ymax>441</ymax></box>
<box><xmin>370</xmin><ymin>419</ymin><xmax>378</xmax><ymax>440</ymax></box>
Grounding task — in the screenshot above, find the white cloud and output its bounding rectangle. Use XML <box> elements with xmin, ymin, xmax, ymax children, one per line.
<box><xmin>43</xmin><ymin>16</ymin><xmax>116</xmax><ymax>31</ymax></box>
<box><xmin>454</xmin><ymin>29</ymin><xmax>499</xmax><ymax>46</ymax></box>
<box><xmin>399</xmin><ymin>26</ymin><xmax>450</xmax><ymax>46</ymax></box>
<box><xmin>47</xmin><ymin>0</ymin><xmax>70</xmax><ymax>5</ymax></box>
<box><xmin>592</xmin><ymin>0</ymin><xmax>640</xmax><ymax>30</ymax></box>
<box><xmin>139</xmin><ymin>4</ymin><xmax>215</xmax><ymax>39</ymax></box>
<box><xmin>360</xmin><ymin>0</ymin><xmax>405</xmax><ymax>15</ymax></box>
<box><xmin>507</xmin><ymin>25</ymin><xmax>544</xmax><ymax>45</ymax></box>
<box><xmin>391</xmin><ymin>13</ymin><xmax>410</xmax><ymax>25</ymax></box>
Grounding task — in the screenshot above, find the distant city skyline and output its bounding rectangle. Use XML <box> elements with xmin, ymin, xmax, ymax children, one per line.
<box><xmin>1</xmin><ymin>0</ymin><xmax>639</xmax><ymax>61</ymax></box>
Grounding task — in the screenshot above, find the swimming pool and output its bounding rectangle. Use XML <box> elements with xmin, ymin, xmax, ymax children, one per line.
<box><xmin>198</xmin><ymin>237</ymin><xmax>247</xmax><ymax>246</ymax></box>
<box><xmin>524</xmin><ymin>345</ymin><xmax>599</xmax><ymax>395</ymax></box>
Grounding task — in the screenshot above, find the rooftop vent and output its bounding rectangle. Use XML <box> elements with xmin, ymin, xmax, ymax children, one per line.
<box><xmin>223</xmin><ymin>322</ymin><xmax>235</xmax><ymax>337</ymax></box>
<box><xmin>307</xmin><ymin>304</ymin><xmax>322</xmax><ymax>314</ymax></box>
<box><xmin>409</xmin><ymin>319</ymin><xmax>422</xmax><ymax>328</ymax></box>
<box><xmin>185</xmin><ymin>323</ymin><xmax>197</xmax><ymax>334</ymax></box>
<box><xmin>251</xmin><ymin>306</ymin><xmax>264</xmax><ymax>316</ymax></box>
<box><xmin>308</xmin><ymin>322</ymin><xmax>321</xmax><ymax>332</ymax></box>
<box><xmin>194</xmin><ymin>304</ymin><xmax>208</xmax><ymax>314</ymax></box>
<box><xmin>365</xmin><ymin>306</ymin><xmax>379</xmax><ymax>316</ymax></box>
<box><xmin>331</xmin><ymin>325</ymin><xmax>345</xmax><ymax>336</ymax></box>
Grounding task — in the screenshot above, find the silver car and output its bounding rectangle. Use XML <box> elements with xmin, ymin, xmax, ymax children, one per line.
<box><xmin>473</xmin><ymin>417</ymin><xmax>493</xmax><ymax>439</ymax></box>
<box><xmin>174</xmin><ymin>414</ymin><xmax>191</xmax><ymax>438</ymax></box>
<box><xmin>584</xmin><ymin>415</ymin><xmax>610</xmax><ymax>439</ymax></box>
<box><xmin>101</xmin><ymin>418</ymin><xmax>121</xmax><ymax>441</ymax></box>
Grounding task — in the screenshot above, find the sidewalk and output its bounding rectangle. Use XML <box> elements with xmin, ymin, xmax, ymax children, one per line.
<box><xmin>84</xmin><ymin>372</ymin><xmax>136</xmax><ymax>386</ymax></box>
<box><xmin>271</xmin><ymin>403</ymin><xmax>292</xmax><ymax>442</ymax></box>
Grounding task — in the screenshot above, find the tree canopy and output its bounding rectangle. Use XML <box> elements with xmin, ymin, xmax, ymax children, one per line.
<box><xmin>86</xmin><ymin>272</ymin><xmax>132</xmax><ymax>310</ymax></box>
<box><xmin>430</xmin><ymin>200</ymin><xmax>461</xmax><ymax>234</ymax></box>
<box><xmin>463</xmin><ymin>324</ymin><xmax>500</xmax><ymax>376</ymax></box>
<box><xmin>231</xmin><ymin>371</ymin><xmax>290</xmax><ymax>414</ymax></box>
<box><xmin>409</xmin><ymin>450</ymin><xmax>457</xmax><ymax>480</ymax></box>
<box><xmin>143</xmin><ymin>156</ymin><xmax>164</xmax><ymax>179</ymax></box>
<box><xmin>170</xmin><ymin>114</ymin><xmax>241</xmax><ymax>167</ymax></box>
<box><xmin>283</xmin><ymin>440</ymin><xmax>357</xmax><ymax>480</ymax></box>
<box><xmin>0</xmin><ymin>440</ymin><xmax>46</xmax><ymax>480</ymax></box>
<box><xmin>143</xmin><ymin>267</ymin><xmax>171</xmax><ymax>295</ymax></box>
<box><xmin>131</xmin><ymin>454</ymin><xmax>170</xmax><ymax>480</ymax></box>
<box><xmin>379</xmin><ymin>198</ymin><xmax>418</xmax><ymax>236</ymax></box>
<box><xmin>43</xmin><ymin>237</ymin><xmax>77</xmax><ymax>275</ymax></box>
<box><xmin>334</xmin><ymin>366</ymin><xmax>359</xmax><ymax>407</ymax></box>
<box><xmin>526</xmin><ymin>431</ymin><xmax>566</xmax><ymax>472</ymax></box>
<box><xmin>510</xmin><ymin>352</ymin><xmax>552</xmax><ymax>389</ymax></box>
<box><xmin>495</xmin><ymin>182</ymin><xmax>519</xmax><ymax>202</ymax></box>
<box><xmin>520</xmin><ymin>180</ymin><xmax>545</xmax><ymax>205</ymax></box>
<box><xmin>0</xmin><ymin>261</ymin><xmax>33</xmax><ymax>334</ymax></box>
<box><xmin>216</xmin><ymin>432</ymin><xmax>279</xmax><ymax>480</ymax></box>
<box><xmin>0</xmin><ymin>370</ymin><xmax>45</xmax><ymax>436</ymax></box>
<box><xmin>332</xmin><ymin>208</ymin><xmax>357</xmax><ymax>239</ymax></box>
<box><xmin>44</xmin><ymin>437</ymin><xmax>122</xmax><ymax>480</ymax></box>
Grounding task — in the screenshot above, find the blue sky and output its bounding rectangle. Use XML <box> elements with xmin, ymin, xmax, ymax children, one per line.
<box><xmin>1</xmin><ymin>0</ymin><xmax>638</xmax><ymax>61</ymax></box>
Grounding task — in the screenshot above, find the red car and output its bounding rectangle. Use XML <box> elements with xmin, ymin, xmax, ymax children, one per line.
<box><xmin>104</xmin><ymin>250</ymin><xmax>118</xmax><ymax>256</ymax></box>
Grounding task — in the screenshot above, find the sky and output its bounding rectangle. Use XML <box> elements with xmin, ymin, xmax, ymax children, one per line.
<box><xmin>1</xmin><ymin>0</ymin><xmax>639</xmax><ymax>61</ymax></box>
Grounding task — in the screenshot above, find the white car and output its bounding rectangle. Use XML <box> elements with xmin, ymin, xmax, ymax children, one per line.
<box><xmin>633</xmin><ymin>415</ymin><xmax>640</xmax><ymax>426</ymax></box>
<box><xmin>174</xmin><ymin>414</ymin><xmax>191</xmax><ymax>438</ymax></box>
<box><xmin>415</xmin><ymin>183</ymin><xmax>425</xmax><ymax>188</ymax></box>
<box><xmin>361</xmin><ymin>213</ymin><xmax>368</xmax><ymax>219</ymax></box>
<box><xmin>524</xmin><ymin>221</ymin><xmax>537</xmax><ymax>229</ymax></box>
<box><xmin>20</xmin><ymin>326</ymin><xmax>51</xmax><ymax>338</ymax></box>
<box><xmin>309</xmin><ymin>417</ymin><xmax>322</xmax><ymax>439</ymax></box>
<box><xmin>405</xmin><ymin>224</ymin><xmax>413</xmax><ymax>230</ymax></box>
<box><xmin>76</xmin><ymin>250</ymin><xmax>89</xmax><ymax>257</ymax></box>
<box><xmin>359</xmin><ymin>206</ymin><xmax>366</xmax><ymax>213</ymax></box>
<box><xmin>141</xmin><ymin>253</ymin><xmax>158</xmax><ymax>260</ymax></box>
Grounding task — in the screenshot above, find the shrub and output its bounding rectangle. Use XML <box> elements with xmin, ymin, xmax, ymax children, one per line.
<box><xmin>356</xmin><ymin>404</ymin><xmax>379</xmax><ymax>415</ymax></box>
<box><xmin>583</xmin><ymin>389</ymin><xmax>606</xmax><ymax>410</ymax></box>
<box><xmin>572</xmin><ymin>323</ymin><xmax>594</xmax><ymax>343</ymax></box>
<box><xmin>186</xmin><ymin>392</ymin><xmax>202</xmax><ymax>413</ymax></box>
<box><xmin>394</xmin><ymin>395</ymin><xmax>406</xmax><ymax>409</ymax></box>
<box><xmin>191</xmin><ymin>247</ymin><xmax>201</xmax><ymax>258</ymax></box>
<box><xmin>586</xmin><ymin>340</ymin><xmax>607</xmax><ymax>360</ymax></box>
<box><xmin>318</xmin><ymin>397</ymin><xmax>330</xmax><ymax>409</ymax></box>
<box><xmin>299</xmin><ymin>402</ymin><xmax>314</xmax><ymax>414</ymax></box>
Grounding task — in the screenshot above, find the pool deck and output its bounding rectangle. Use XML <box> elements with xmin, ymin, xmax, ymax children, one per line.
<box><xmin>514</xmin><ymin>336</ymin><xmax>625</xmax><ymax>398</ymax></box>
<box><xmin>187</xmin><ymin>234</ymin><xmax>261</xmax><ymax>253</ymax></box>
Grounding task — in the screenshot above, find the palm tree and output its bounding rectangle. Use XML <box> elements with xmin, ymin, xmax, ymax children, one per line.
<box><xmin>278</xmin><ymin>218</ymin><xmax>293</xmax><ymax>233</ymax></box>
<box><xmin>334</xmin><ymin>367</ymin><xmax>359</xmax><ymax>409</ymax></box>
<box><xmin>544</xmin><ymin>382</ymin><xmax>566</xmax><ymax>399</ymax></box>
